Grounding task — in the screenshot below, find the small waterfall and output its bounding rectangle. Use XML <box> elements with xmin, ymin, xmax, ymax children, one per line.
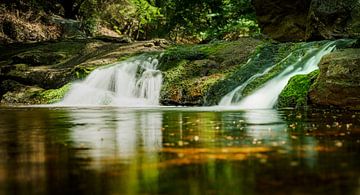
<box><xmin>219</xmin><ymin>41</ymin><xmax>336</xmax><ymax>109</ymax></box>
<box><xmin>59</xmin><ymin>56</ymin><xmax>163</xmax><ymax>106</ymax></box>
<box><xmin>219</xmin><ymin>63</ymin><xmax>276</xmax><ymax>106</ymax></box>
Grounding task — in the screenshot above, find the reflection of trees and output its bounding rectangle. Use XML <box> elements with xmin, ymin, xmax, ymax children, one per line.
<box><xmin>0</xmin><ymin>108</ymin><xmax>359</xmax><ymax>194</ymax></box>
<box><xmin>68</xmin><ymin>108</ymin><xmax>163</xmax><ymax>194</ymax></box>
<box><xmin>68</xmin><ymin>109</ymin><xmax>163</xmax><ymax>162</ymax></box>
<box><xmin>0</xmin><ymin>108</ymin><xmax>69</xmax><ymax>194</ymax></box>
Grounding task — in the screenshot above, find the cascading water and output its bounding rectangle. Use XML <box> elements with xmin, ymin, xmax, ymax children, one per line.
<box><xmin>219</xmin><ymin>63</ymin><xmax>276</xmax><ymax>106</ymax></box>
<box><xmin>219</xmin><ymin>41</ymin><xmax>336</xmax><ymax>109</ymax></box>
<box><xmin>58</xmin><ymin>56</ymin><xmax>163</xmax><ymax>106</ymax></box>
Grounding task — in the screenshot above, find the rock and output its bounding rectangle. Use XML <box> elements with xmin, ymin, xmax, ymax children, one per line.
<box><xmin>0</xmin><ymin>80</ymin><xmax>24</xmax><ymax>96</ymax></box>
<box><xmin>252</xmin><ymin>0</ymin><xmax>311</xmax><ymax>42</ymax></box>
<box><xmin>159</xmin><ymin>38</ymin><xmax>285</xmax><ymax>106</ymax></box>
<box><xmin>153</xmin><ymin>39</ymin><xmax>170</xmax><ymax>48</ymax></box>
<box><xmin>12</xmin><ymin>51</ymin><xmax>66</xmax><ymax>66</ymax></box>
<box><xmin>252</xmin><ymin>0</ymin><xmax>360</xmax><ymax>41</ymax></box>
<box><xmin>307</xmin><ymin>0</ymin><xmax>360</xmax><ymax>40</ymax></box>
<box><xmin>144</xmin><ymin>42</ymin><xmax>155</xmax><ymax>47</ymax></box>
<box><xmin>0</xmin><ymin>83</ymin><xmax>44</xmax><ymax>105</ymax></box>
<box><xmin>278</xmin><ymin>71</ymin><xmax>319</xmax><ymax>108</ymax></box>
<box><xmin>309</xmin><ymin>49</ymin><xmax>360</xmax><ymax>109</ymax></box>
<box><xmin>50</xmin><ymin>16</ymin><xmax>86</xmax><ymax>38</ymax></box>
<box><xmin>0</xmin><ymin>12</ymin><xmax>61</xmax><ymax>44</ymax></box>
<box><xmin>94</xmin><ymin>35</ymin><xmax>133</xmax><ymax>43</ymax></box>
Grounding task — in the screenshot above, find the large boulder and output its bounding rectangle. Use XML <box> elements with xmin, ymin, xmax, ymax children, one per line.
<box><xmin>252</xmin><ymin>0</ymin><xmax>360</xmax><ymax>41</ymax></box>
<box><xmin>252</xmin><ymin>0</ymin><xmax>311</xmax><ymax>42</ymax></box>
<box><xmin>307</xmin><ymin>0</ymin><xmax>360</xmax><ymax>40</ymax></box>
<box><xmin>309</xmin><ymin>49</ymin><xmax>360</xmax><ymax>109</ymax></box>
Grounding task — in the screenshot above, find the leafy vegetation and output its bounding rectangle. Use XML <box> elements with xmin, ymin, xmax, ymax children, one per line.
<box><xmin>2</xmin><ymin>0</ymin><xmax>258</xmax><ymax>42</ymax></box>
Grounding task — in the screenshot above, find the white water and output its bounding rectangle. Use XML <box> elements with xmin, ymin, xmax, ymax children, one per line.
<box><xmin>219</xmin><ymin>64</ymin><xmax>276</xmax><ymax>106</ymax></box>
<box><xmin>58</xmin><ymin>56</ymin><xmax>163</xmax><ymax>106</ymax></box>
<box><xmin>219</xmin><ymin>42</ymin><xmax>336</xmax><ymax>109</ymax></box>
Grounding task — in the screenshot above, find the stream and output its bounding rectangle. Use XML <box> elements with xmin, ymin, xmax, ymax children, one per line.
<box><xmin>0</xmin><ymin>106</ymin><xmax>359</xmax><ymax>194</ymax></box>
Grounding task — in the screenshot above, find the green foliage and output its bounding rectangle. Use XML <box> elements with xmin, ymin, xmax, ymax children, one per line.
<box><xmin>4</xmin><ymin>0</ymin><xmax>258</xmax><ymax>41</ymax></box>
<box><xmin>277</xmin><ymin>70</ymin><xmax>319</xmax><ymax>108</ymax></box>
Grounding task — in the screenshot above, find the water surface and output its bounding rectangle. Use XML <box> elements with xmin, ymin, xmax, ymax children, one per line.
<box><xmin>0</xmin><ymin>107</ymin><xmax>359</xmax><ymax>194</ymax></box>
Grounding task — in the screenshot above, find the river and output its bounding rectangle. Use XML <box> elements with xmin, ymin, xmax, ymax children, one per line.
<box><xmin>0</xmin><ymin>106</ymin><xmax>359</xmax><ymax>194</ymax></box>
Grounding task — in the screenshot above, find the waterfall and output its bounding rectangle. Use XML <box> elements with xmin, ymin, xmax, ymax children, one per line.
<box><xmin>219</xmin><ymin>41</ymin><xmax>336</xmax><ymax>109</ymax></box>
<box><xmin>58</xmin><ymin>56</ymin><xmax>163</xmax><ymax>106</ymax></box>
<box><xmin>219</xmin><ymin>63</ymin><xmax>276</xmax><ymax>106</ymax></box>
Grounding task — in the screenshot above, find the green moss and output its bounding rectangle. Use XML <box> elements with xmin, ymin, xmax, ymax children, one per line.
<box><xmin>204</xmin><ymin>42</ymin><xmax>280</xmax><ymax>105</ymax></box>
<box><xmin>157</xmin><ymin>39</ymin><xmax>264</xmax><ymax>105</ymax></box>
<box><xmin>37</xmin><ymin>83</ymin><xmax>72</xmax><ymax>104</ymax></box>
<box><xmin>159</xmin><ymin>39</ymin><xmax>260</xmax><ymax>72</ymax></box>
<box><xmin>72</xmin><ymin>66</ymin><xmax>94</xmax><ymax>79</ymax></box>
<box><xmin>277</xmin><ymin>70</ymin><xmax>319</xmax><ymax>108</ymax></box>
<box><xmin>241</xmin><ymin>42</ymin><xmax>318</xmax><ymax>96</ymax></box>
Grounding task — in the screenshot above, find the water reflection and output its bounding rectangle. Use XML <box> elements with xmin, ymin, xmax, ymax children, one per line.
<box><xmin>68</xmin><ymin>109</ymin><xmax>163</xmax><ymax>165</ymax></box>
<box><xmin>0</xmin><ymin>107</ymin><xmax>359</xmax><ymax>194</ymax></box>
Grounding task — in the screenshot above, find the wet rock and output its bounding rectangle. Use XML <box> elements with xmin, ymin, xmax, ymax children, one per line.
<box><xmin>309</xmin><ymin>49</ymin><xmax>360</xmax><ymax>109</ymax></box>
<box><xmin>0</xmin><ymin>83</ymin><xmax>44</xmax><ymax>105</ymax></box>
<box><xmin>159</xmin><ymin>38</ymin><xmax>266</xmax><ymax>106</ymax></box>
<box><xmin>278</xmin><ymin>71</ymin><xmax>319</xmax><ymax>108</ymax></box>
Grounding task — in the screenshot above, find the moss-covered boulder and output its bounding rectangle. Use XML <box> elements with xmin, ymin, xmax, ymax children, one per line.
<box><xmin>159</xmin><ymin>38</ymin><xmax>263</xmax><ymax>105</ymax></box>
<box><xmin>309</xmin><ymin>48</ymin><xmax>360</xmax><ymax>109</ymax></box>
<box><xmin>278</xmin><ymin>70</ymin><xmax>319</xmax><ymax>108</ymax></box>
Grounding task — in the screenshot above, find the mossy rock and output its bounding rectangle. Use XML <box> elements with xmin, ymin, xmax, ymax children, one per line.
<box><xmin>0</xmin><ymin>82</ymin><xmax>72</xmax><ymax>105</ymax></box>
<box><xmin>36</xmin><ymin>83</ymin><xmax>72</xmax><ymax>104</ymax></box>
<box><xmin>159</xmin><ymin>38</ymin><xmax>262</xmax><ymax>105</ymax></box>
<box><xmin>0</xmin><ymin>84</ymin><xmax>44</xmax><ymax>104</ymax></box>
<box><xmin>277</xmin><ymin>70</ymin><xmax>319</xmax><ymax>108</ymax></box>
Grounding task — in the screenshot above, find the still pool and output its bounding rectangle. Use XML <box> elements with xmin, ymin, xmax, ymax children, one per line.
<box><xmin>0</xmin><ymin>106</ymin><xmax>359</xmax><ymax>194</ymax></box>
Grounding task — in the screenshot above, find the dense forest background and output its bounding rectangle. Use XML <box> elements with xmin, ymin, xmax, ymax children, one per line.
<box><xmin>0</xmin><ymin>0</ymin><xmax>259</xmax><ymax>43</ymax></box>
